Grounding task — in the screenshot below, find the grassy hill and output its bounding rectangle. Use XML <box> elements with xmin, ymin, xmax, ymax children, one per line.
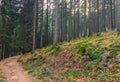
<box><xmin>19</xmin><ymin>32</ymin><xmax>120</xmax><ymax>82</ymax></box>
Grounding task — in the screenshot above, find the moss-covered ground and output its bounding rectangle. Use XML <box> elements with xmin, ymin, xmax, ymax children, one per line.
<box><xmin>19</xmin><ymin>32</ymin><xmax>120</xmax><ymax>82</ymax></box>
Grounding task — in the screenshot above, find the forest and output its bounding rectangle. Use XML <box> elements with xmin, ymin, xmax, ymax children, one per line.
<box><xmin>0</xmin><ymin>0</ymin><xmax>120</xmax><ymax>82</ymax></box>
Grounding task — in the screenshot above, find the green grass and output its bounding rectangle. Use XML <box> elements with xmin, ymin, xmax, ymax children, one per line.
<box><xmin>19</xmin><ymin>32</ymin><xmax>120</xmax><ymax>82</ymax></box>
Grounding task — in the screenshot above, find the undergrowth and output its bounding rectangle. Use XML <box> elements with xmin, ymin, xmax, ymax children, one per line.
<box><xmin>19</xmin><ymin>32</ymin><xmax>120</xmax><ymax>82</ymax></box>
<box><xmin>0</xmin><ymin>72</ymin><xmax>4</xmax><ymax>82</ymax></box>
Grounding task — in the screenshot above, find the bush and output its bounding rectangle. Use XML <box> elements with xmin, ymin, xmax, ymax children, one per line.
<box><xmin>76</xmin><ymin>42</ymin><xmax>90</xmax><ymax>56</ymax></box>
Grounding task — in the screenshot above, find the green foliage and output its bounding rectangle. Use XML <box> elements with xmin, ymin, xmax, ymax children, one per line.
<box><xmin>88</xmin><ymin>49</ymin><xmax>104</xmax><ymax>61</ymax></box>
<box><xmin>0</xmin><ymin>0</ymin><xmax>34</xmax><ymax>57</ymax></box>
<box><xmin>75</xmin><ymin>41</ymin><xmax>104</xmax><ymax>61</ymax></box>
<box><xmin>42</xmin><ymin>67</ymin><xmax>51</xmax><ymax>75</ymax></box>
<box><xmin>37</xmin><ymin>45</ymin><xmax>60</xmax><ymax>55</ymax></box>
<box><xmin>24</xmin><ymin>63</ymin><xmax>35</xmax><ymax>70</ymax></box>
<box><xmin>67</xmin><ymin>80</ymin><xmax>73</xmax><ymax>82</ymax></box>
<box><xmin>0</xmin><ymin>80</ymin><xmax>3</xmax><ymax>82</ymax></box>
<box><xmin>62</xmin><ymin>70</ymin><xmax>82</xmax><ymax>79</ymax></box>
<box><xmin>87</xmin><ymin>65</ymin><xmax>95</xmax><ymax>71</ymax></box>
<box><xmin>28</xmin><ymin>67</ymin><xmax>51</xmax><ymax>76</ymax></box>
<box><xmin>106</xmin><ymin>49</ymin><xmax>118</xmax><ymax>60</ymax></box>
<box><xmin>76</xmin><ymin>42</ymin><xmax>89</xmax><ymax>56</ymax></box>
<box><xmin>47</xmin><ymin>45</ymin><xmax>60</xmax><ymax>55</ymax></box>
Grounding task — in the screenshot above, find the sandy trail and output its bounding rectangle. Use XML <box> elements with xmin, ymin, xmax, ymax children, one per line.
<box><xmin>0</xmin><ymin>56</ymin><xmax>31</xmax><ymax>82</ymax></box>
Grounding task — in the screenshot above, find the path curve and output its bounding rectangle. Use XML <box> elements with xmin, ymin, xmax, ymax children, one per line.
<box><xmin>0</xmin><ymin>56</ymin><xmax>31</xmax><ymax>82</ymax></box>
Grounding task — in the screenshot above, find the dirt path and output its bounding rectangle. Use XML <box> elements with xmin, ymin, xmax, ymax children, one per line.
<box><xmin>0</xmin><ymin>56</ymin><xmax>31</xmax><ymax>82</ymax></box>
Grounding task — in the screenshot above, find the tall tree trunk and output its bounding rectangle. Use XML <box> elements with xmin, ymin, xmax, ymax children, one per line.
<box><xmin>97</xmin><ymin>0</ymin><xmax>99</xmax><ymax>32</ymax></box>
<box><xmin>45</xmin><ymin>0</ymin><xmax>49</xmax><ymax>46</ymax></box>
<box><xmin>53</xmin><ymin>0</ymin><xmax>59</xmax><ymax>44</ymax></box>
<box><xmin>33</xmin><ymin>0</ymin><xmax>38</xmax><ymax>51</ymax></box>
<box><xmin>40</xmin><ymin>0</ymin><xmax>44</xmax><ymax>48</ymax></box>
<box><xmin>110</xmin><ymin>0</ymin><xmax>113</xmax><ymax>29</ymax></box>
<box><xmin>77</xmin><ymin>0</ymin><xmax>80</xmax><ymax>38</ymax></box>
<box><xmin>69</xmin><ymin>0</ymin><xmax>73</xmax><ymax>40</ymax></box>
<box><xmin>102</xmin><ymin>0</ymin><xmax>106</xmax><ymax>31</ymax></box>
<box><xmin>2</xmin><ymin>44</ymin><xmax>5</xmax><ymax>59</ymax></box>
<box><xmin>84</xmin><ymin>0</ymin><xmax>87</xmax><ymax>36</ymax></box>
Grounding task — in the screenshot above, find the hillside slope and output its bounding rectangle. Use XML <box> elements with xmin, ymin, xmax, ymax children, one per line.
<box><xmin>19</xmin><ymin>32</ymin><xmax>120</xmax><ymax>82</ymax></box>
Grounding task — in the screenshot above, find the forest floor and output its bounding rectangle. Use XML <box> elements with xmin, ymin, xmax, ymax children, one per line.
<box><xmin>19</xmin><ymin>32</ymin><xmax>120</xmax><ymax>82</ymax></box>
<box><xmin>0</xmin><ymin>32</ymin><xmax>120</xmax><ymax>82</ymax></box>
<box><xmin>0</xmin><ymin>56</ymin><xmax>31</xmax><ymax>82</ymax></box>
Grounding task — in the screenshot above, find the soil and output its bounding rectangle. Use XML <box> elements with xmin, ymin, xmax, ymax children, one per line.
<box><xmin>0</xmin><ymin>56</ymin><xmax>31</xmax><ymax>82</ymax></box>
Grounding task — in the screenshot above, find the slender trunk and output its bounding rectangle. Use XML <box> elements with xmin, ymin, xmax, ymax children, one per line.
<box><xmin>97</xmin><ymin>0</ymin><xmax>99</xmax><ymax>32</ymax></box>
<box><xmin>33</xmin><ymin>0</ymin><xmax>38</xmax><ymax>51</ymax></box>
<box><xmin>110</xmin><ymin>0</ymin><xmax>113</xmax><ymax>29</ymax></box>
<box><xmin>69</xmin><ymin>0</ymin><xmax>73</xmax><ymax>40</ymax></box>
<box><xmin>53</xmin><ymin>0</ymin><xmax>59</xmax><ymax>44</ymax></box>
<box><xmin>77</xmin><ymin>0</ymin><xmax>80</xmax><ymax>38</ymax></box>
<box><xmin>2</xmin><ymin>44</ymin><xmax>5</xmax><ymax>59</ymax></box>
<box><xmin>84</xmin><ymin>0</ymin><xmax>87</xmax><ymax>36</ymax></box>
<box><xmin>89</xmin><ymin>0</ymin><xmax>92</xmax><ymax>35</ymax></box>
<box><xmin>40</xmin><ymin>0</ymin><xmax>44</xmax><ymax>48</ymax></box>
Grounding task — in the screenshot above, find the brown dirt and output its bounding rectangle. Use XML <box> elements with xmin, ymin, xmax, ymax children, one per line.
<box><xmin>0</xmin><ymin>56</ymin><xmax>32</xmax><ymax>82</ymax></box>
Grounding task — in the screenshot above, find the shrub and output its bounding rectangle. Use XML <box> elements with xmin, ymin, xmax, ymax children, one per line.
<box><xmin>76</xmin><ymin>42</ymin><xmax>90</xmax><ymax>56</ymax></box>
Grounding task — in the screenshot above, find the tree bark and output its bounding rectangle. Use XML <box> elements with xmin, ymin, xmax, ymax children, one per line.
<box><xmin>32</xmin><ymin>0</ymin><xmax>38</xmax><ymax>51</ymax></box>
<box><xmin>53</xmin><ymin>0</ymin><xmax>59</xmax><ymax>44</ymax></box>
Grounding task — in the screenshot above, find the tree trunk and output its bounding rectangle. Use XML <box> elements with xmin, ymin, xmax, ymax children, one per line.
<box><xmin>53</xmin><ymin>0</ymin><xmax>59</xmax><ymax>44</ymax></box>
<box><xmin>40</xmin><ymin>0</ymin><xmax>44</xmax><ymax>48</ymax></box>
<box><xmin>32</xmin><ymin>0</ymin><xmax>38</xmax><ymax>51</ymax></box>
